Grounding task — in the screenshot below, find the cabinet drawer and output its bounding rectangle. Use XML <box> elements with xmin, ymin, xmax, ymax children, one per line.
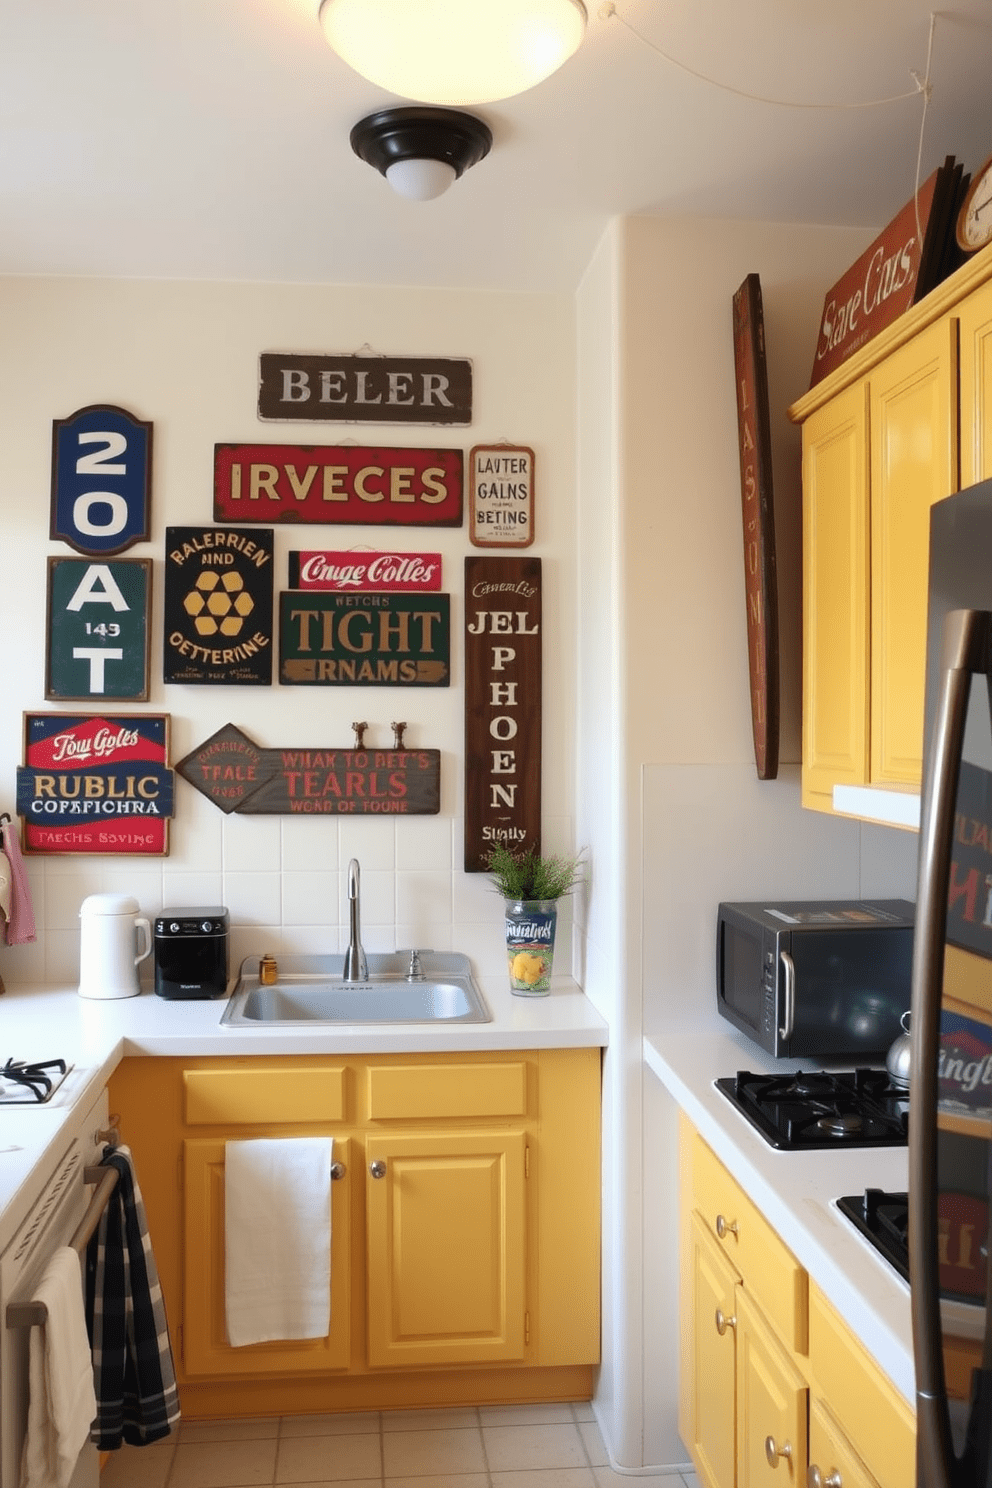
<box><xmin>809</xmin><ymin>1399</ymin><xmax>882</xmax><ymax>1488</ymax></box>
<box><xmin>184</xmin><ymin>1067</ymin><xmax>347</xmax><ymax>1125</ymax></box>
<box><xmin>366</xmin><ymin>1061</ymin><xmax>528</xmax><ymax>1120</ymax></box>
<box><xmin>809</xmin><ymin>1286</ymin><xmax>915</xmax><ymax>1488</ymax></box>
<box><xmin>692</xmin><ymin>1134</ymin><xmax>807</xmax><ymax>1354</ymax></box>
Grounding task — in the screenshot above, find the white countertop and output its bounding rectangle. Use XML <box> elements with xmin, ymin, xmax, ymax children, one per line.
<box><xmin>644</xmin><ymin>1014</ymin><xmax>914</xmax><ymax>1408</ymax></box>
<box><xmin>0</xmin><ymin>974</ymin><xmax>607</xmax><ymax>1253</ymax></box>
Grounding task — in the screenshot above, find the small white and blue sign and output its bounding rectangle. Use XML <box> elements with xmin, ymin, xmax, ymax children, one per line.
<box><xmin>50</xmin><ymin>404</ymin><xmax>152</xmax><ymax>555</ymax></box>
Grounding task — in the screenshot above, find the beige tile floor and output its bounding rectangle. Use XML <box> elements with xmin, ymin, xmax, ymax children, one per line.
<box><xmin>99</xmin><ymin>1403</ymin><xmax>701</xmax><ymax>1488</ymax></box>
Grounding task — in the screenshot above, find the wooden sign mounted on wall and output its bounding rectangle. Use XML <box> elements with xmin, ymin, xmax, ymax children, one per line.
<box><xmin>288</xmin><ymin>550</ymin><xmax>443</xmax><ymax>592</ymax></box>
<box><xmin>163</xmin><ymin>526</ymin><xmax>274</xmax><ymax>685</ymax></box>
<box><xmin>17</xmin><ymin>712</ymin><xmax>172</xmax><ymax>855</ymax></box>
<box><xmin>279</xmin><ymin>592</ymin><xmax>450</xmax><ymax>686</ymax></box>
<box><xmin>50</xmin><ymin>404</ymin><xmax>152</xmax><ymax>555</ymax></box>
<box><xmin>732</xmin><ymin>274</ymin><xmax>779</xmax><ymax>781</ymax></box>
<box><xmin>45</xmin><ymin>558</ymin><xmax>151</xmax><ymax>701</ymax></box>
<box><xmin>469</xmin><ymin>445</ymin><xmax>535</xmax><ymax>548</ymax></box>
<box><xmin>258</xmin><ymin>353</ymin><xmax>472</xmax><ymax>426</ymax></box>
<box><xmin>213</xmin><ymin>444</ymin><xmax>464</xmax><ymax>527</ymax></box>
<box><xmin>463</xmin><ymin>555</ymin><xmax>542</xmax><ymax>872</ymax></box>
<box><xmin>177</xmin><ymin>723</ymin><xmax>440</xmax><ymax>816</ymax></box>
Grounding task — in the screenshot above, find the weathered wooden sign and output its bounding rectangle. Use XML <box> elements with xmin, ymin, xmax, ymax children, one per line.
<box><xmin>464</xmin><ymin>555</ymin><xmax>542</xmax><ymax>872</ymax></box>
<box><xmin>214</xmin><ymin>444</ymin><xmax>463</xmax><ymax>527</ymax></box>
<box><xmin>18</xmin><ymin>712</ymin><xmax>172</xmax><ymax>855</ymax></box>
<box><xmin>469</xmin><ymin>445</ymin><xmax>535</xmax><ymax>548</ymax></box>
<box><xmin>280</xmin><ymin>593</ymin><xmax>450</xmax><ymax>686</ymax></box>
<box><xmin>288</xmin><ymin>550</ymin><xmax>442</xmax><ymax>592</ymax></box>
<box><xmin>732</xmin><ymin>275</ymin><xmax>779</xmax><ymax>781</ymax></box>
<box><xmin>258</xmin><ymin>353</ymin><xmax>472</xmax><ymax>426</ymax></box>
<box><xmin>51</xmin><ymin>404</ymin><xmax>152</xmax><ymax>555</ymax></box>
<box><xmin>177</xmin><ymin>723</ymin><xmax>440</xmax><ymax>816</ymax></box>
<box><xmin>809</xmin><ymin>157</ymin><xmax>963</xmax><ymax>388</ymax></box>
<box><xmin>163</xmin><ymin>526</ymin><xmax>273</xmax><ymax>685</ymax></box>
<box><xmin>45</xmin><ymin>558</ymin><xmax>151</xmax><ymax>702</ymax></box>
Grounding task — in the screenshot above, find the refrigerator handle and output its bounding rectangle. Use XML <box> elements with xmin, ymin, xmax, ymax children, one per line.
<box><xmin>911</xmin><ymin>607</ymin><xmax>992</xmax><ymax>1488</ymax></box>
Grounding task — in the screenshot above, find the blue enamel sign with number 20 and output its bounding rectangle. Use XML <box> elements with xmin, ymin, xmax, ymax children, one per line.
<box><xmin>51</xmin><ymin>404</ymin><xmax>152</xmax><ymax>555</ymax></box>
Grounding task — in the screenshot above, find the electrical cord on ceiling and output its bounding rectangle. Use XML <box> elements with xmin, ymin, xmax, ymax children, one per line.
<box><xmin>600</xmin><ymin>4</ymin><xmax>938</xmax><ymax>243</ymax></box>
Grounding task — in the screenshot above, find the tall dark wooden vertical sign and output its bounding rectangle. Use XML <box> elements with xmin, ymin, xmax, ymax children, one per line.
<box><xmin>464</xmin><ymin>555</ymin><xmax>542</xmax><ymax>872</ymax></box>
<box><xmin>732</xmin><ymin>273</ymin><xmax>779</xmax><ymax>781</ymax></box>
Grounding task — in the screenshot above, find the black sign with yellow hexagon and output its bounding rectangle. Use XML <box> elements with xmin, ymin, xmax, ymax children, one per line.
<box><xmin>163</xmin><ymin>527</ymin><xmax>274</xmax><ymax>685</ymax></box>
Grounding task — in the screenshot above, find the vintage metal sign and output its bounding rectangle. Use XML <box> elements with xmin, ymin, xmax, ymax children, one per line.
<box><xmin>258</xmin><ymin>353</ymin><xmax>472</xmax><ymax>426</ymax></box>
<box><xmin>177</xmin><ymin>723</ymin><xmax>440</xmax><ymax>816</ymax></box>
<box><xmin>809</xmin><ymin>159</ymin><xmax>962</xmax><ymax>388</ymax></box>
<box><xmin>18</xmin><ymin>712</ymin><xmax>172</xmax><ymax>855</ymax></box>
<box><xmin>469</xmin><ymin>445</ymin><xmax>535</xmax><ymax>548</ymax></box>
<box><xmin>163</xmin><ymin>526</ymin><xmax>273</xmax><ymax>685</ymax></box>
<box><xmin>51</xmin><ymin>404</ymin><xmax>152</xmax><ymax>555</ymax></box>
<box><xmin>463</xmin><ymin>555</ymin><xmax>542</xmax><ymax>872</ymax></box>
<box><xmin>280</xmin><ymin>592</ymin><xmax>450</xmax><ymax>686</ymax></box>
<box><xmin>732</xmin><ymin>275</ymin><xmax>779</xmax><ymax>781</ymax></box>
<box><xmin>214</xmin><ymin>443</ymin><xmax>463</xmax><ymax>527</ymax></box>
<box><xmin>287</xmin><ymin>550</ymin><xmax>442</xmax><ymax>592</ymax></box>
<box><xmin>46</xmin><ymin>558</ymin><xmax>151</xmax><ymax>702</ymax></box>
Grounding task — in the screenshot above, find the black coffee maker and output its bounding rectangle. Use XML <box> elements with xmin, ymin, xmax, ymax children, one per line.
<box><xmin>153</xmin><ymin>907</ymin><xmax>229</xmax><ymax>999</ymax></box>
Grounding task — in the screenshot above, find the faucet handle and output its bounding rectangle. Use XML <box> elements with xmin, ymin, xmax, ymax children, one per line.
<box><xmin>406</xmin><ymin>949</ymin><xmax>425</xmax><ymax>981</ymax></box>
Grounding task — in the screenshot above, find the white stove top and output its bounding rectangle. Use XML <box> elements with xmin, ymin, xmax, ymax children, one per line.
<box><xmin>0</xmin><ymin>1061</ymin><xmax>74</xmax><ymax>1105</ymax></box>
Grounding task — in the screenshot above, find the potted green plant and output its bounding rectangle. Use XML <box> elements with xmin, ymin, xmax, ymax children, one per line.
<box><xmin>485</xmin><ymin>844</ymin><xmax>585</xmax><ymax>997</ymax></box>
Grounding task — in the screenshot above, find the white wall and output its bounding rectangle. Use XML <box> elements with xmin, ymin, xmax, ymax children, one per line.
<box><xmin>0</xmin><ymin>275</ymin><xmax>578</xmax><ymax>988</ymax></box>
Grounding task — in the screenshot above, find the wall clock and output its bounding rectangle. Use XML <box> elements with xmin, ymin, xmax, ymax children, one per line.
<box><xmin>956</xmin><ymin>153</ymin><xmax>992</xmax><ymax>253</ymax></box>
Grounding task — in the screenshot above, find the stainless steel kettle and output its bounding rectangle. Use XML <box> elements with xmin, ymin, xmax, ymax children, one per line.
<box><xmin>885</xmin><ymin>1009</ymin><xmax>912</xmax><ymax>1089</ymax></box>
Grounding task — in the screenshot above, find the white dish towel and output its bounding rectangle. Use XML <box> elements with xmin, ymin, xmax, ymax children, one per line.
<box><xmin>20</xmin><ymin>1247</ymin><xmax>97</xmax><ymax>1488</ymax></box>
<box><xmin>224</xmin><ymin>1137</ymin><xmax>332</xmax><ymax>1347</ymax></box>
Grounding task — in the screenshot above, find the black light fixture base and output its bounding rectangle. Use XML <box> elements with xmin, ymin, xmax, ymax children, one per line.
<box><xmin>350</xmin><ymin>106</ymin><xmax>492</xmax><ymax>182</ymax></box>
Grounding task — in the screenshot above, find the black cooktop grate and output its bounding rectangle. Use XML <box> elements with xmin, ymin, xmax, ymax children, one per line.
<box><xmin>715</xmin><ymin>1068</ymin><xmax>910</xmax><ymax>1150</ymax></box>
<box><xmin>837</xmin><ymin>1189</ymin><xmax>909</xmax><ymax>1280</ymax></box>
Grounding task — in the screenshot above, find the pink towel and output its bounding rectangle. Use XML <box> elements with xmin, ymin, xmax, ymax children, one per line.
<box><xmin>2</xmin><ymin>819</ymin><xmax>36</xmax><ymax>946</ymax></box>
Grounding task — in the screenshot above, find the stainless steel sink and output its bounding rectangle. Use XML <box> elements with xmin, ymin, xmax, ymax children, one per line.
<box><xmin>221</xmin><ymin>952</ymin><xmax>491</xmax><ymax>1026</ymax></box>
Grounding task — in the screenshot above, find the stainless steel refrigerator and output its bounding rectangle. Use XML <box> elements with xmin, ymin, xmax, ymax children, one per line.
<box><xmin>912</xmin><ymin>478</ymin><xmax>992</xmax><ymax>1487</ymax></box>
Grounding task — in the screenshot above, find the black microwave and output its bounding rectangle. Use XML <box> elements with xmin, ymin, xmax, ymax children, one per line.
<box><xmin>716</xmin><ymin>899</ymin><xmax>915</xmax><ymax>1059</ymax></box>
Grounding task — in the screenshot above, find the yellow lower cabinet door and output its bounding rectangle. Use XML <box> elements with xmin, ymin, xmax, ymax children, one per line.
<box><xmin>736</xmin><ymin>1291</ymin><xmax>808</xmax><ymax>1488</ymax></box>
<box><xmin>182</xmin><ymin>1137</ymin><xmax>351</xmax><ymax>1378</ymax></box>
<box><xmin>809</xmin><ymin>1398</ymin><xmax>881</xmax><ymax>1488</ymax></box>
<box><xmin>365</xmin><ymin>1130</ymin><xmax>527</xmax><ymax>1368</ymax></box>
<box><xmin>688</xmin><ymin>1214</ymin><xmax>738</xmax><ymax>1488</ymax></box>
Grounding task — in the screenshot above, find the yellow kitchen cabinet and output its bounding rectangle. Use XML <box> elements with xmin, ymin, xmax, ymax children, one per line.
<box><xmin>679</xmin><ymin>1117</ymin><xmax>915</xmax><ymax>1488</ymax></box>
<box><xmin>109</xmin><ymin>1047</ymin><xmax>600</xmax><ymax>1418</ymax></box>
<box><xmin>958</xmin><ymin>276</ymin><xmax>992</xmax><ymax>487</ymax></box>
<box><xmin>685</xmin><ymin>1213</ymin><xmax>738</xmax><ymax>1488</ymax></box>
<box><xmin>735</xmin><ymin>1291</ymin><xmax>807</xmax><ymax>1488</ymax></box>
<box><xmin>797</xmin><ymin>317</ymin><xmax>957</xmax><ymax>813</ymax></box>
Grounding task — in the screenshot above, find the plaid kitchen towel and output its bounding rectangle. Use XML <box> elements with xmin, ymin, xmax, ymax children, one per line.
<box><xmin>85</xmin><ymin>1147</ymin><xmax>180</xmax><ymax>1449</ymax></box>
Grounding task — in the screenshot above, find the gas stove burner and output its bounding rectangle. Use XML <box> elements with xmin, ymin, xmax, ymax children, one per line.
<box><xmin>716</xmin><ymin>1068</ymin><xmax>910</xmax><ymax>1150</ymax></box>
<box><xmin>816</xmin><ymin>1110</ymin><xmax>863</xmax><ymax>1137</ymax></box>
<box><xmin>837</xmin><ymin>1190</ymin><xmax>909</xmax><ymax>1280</ymax></box>
<box><xmin>0</xmin><ymin>1059</ymin><xmax>70</xmax><ymax>1105</ymax></box>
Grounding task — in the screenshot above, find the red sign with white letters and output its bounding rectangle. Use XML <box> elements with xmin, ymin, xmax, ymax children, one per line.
<box><xmin>288</xmin><ymin>550</ymin><xmax>442</xmax><ymax>592</ymax></box>
<box><xmin>214</xmin><ymin>444</ymin><xmax>463</xmax><ymax>526</ymax></box>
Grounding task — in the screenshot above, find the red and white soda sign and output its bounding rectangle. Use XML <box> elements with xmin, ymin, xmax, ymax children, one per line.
<box><xmin>288</xmin><ymin>551</ymin><xmax>442</xmax><ymax>593</ymax></box>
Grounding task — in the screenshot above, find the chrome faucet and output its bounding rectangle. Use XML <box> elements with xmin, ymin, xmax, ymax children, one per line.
<box><xmin>342</xmin><ymin>858</ymin><xmax>369</xmax><ymax>982</ymax></box>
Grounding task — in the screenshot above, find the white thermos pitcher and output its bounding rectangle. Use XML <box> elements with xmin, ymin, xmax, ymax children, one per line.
<box><xmin>78</xmin><ymin>893</ymin><xmax>152</xmax><ymax>999</ymax></box>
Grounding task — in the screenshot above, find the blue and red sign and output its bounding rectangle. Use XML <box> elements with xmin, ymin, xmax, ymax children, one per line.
<box><xmin>51</xmin><ymin>405</ymin><xmax>152</xmax><ymax>555</ymax></box>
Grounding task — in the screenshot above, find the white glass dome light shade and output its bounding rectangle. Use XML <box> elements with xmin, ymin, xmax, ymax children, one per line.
<box><xmin>385</xmin><ymin>157</ymin><xmax>458</xmax><ymax>200</ymax></box>
<box><xmin>318</xmin><ymin>0</ymin><xmax>587</xmax><ymax>107</ymax></box>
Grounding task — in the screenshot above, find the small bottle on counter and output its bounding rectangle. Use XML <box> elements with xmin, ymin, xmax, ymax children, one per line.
<box><xmin>259</xmin><ymin>954</ymin><xmax>278</xmax><ymax>986</ymax></box>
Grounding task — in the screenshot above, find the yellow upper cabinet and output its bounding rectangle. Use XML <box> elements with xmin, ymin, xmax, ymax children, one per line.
<box><xmin>788</xmin><ymin>249</ymin><xmax>992</xmax><ymax>818</ymax></box>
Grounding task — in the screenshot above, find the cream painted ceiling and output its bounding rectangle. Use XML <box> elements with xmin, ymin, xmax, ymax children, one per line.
<box><xmin>3</xmin><ymin>0</ymin><xmax>990</xmax><ymax>292</ymax></box>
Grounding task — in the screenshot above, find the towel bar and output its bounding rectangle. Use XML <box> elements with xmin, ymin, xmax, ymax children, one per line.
<box><xmin>5</xmin><ymin>1166</ymin><xmax>119</xmax><ymax>1329</ymax></box>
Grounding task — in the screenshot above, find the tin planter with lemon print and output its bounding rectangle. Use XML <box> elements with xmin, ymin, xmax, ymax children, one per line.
<box><xmin>505</xmin><ymin>899</ymin><xmax>557</xmax><ymax>997</ymax></box>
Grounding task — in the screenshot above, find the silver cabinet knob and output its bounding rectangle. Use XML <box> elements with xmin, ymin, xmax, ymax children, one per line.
<box><xmin>765</xmin><ymin>1437</ymin><xmax>792</xmax><ymax>1469</ymax></box>
<box><xmin>330</xmin><ymin>1161</ymin><xmax>346</xmax><ymax>1181</ymax></box>
<box><xmin>369</xmin><ymin>1159</ymin><xmax>387</xmax><ymax>1179</ymax></box>
<box><xmin>715</xmin><ymin>1214</ymin><xmax>739</xmax><ymax>1240</ymax></box>
<box><xmin>807</xmin><ymin>1467</ymin><xmax>842</xmax><ymax>1488</ymax></box>
<box><xmin>714</xmin><ymin>1308</ymin><xmax>737</xmax><ymax>1335</ymax></box>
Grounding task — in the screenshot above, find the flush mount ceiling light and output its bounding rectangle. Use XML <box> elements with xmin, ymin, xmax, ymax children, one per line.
<box><xmin>319</xmin><ymin>0</ymin><xmax>587</xmax><ymax>106</ymax></box>
<box><xmin>351</xmin><ymin>106</ymin><xmax>493</xmax><ymax>200</ymax></box>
